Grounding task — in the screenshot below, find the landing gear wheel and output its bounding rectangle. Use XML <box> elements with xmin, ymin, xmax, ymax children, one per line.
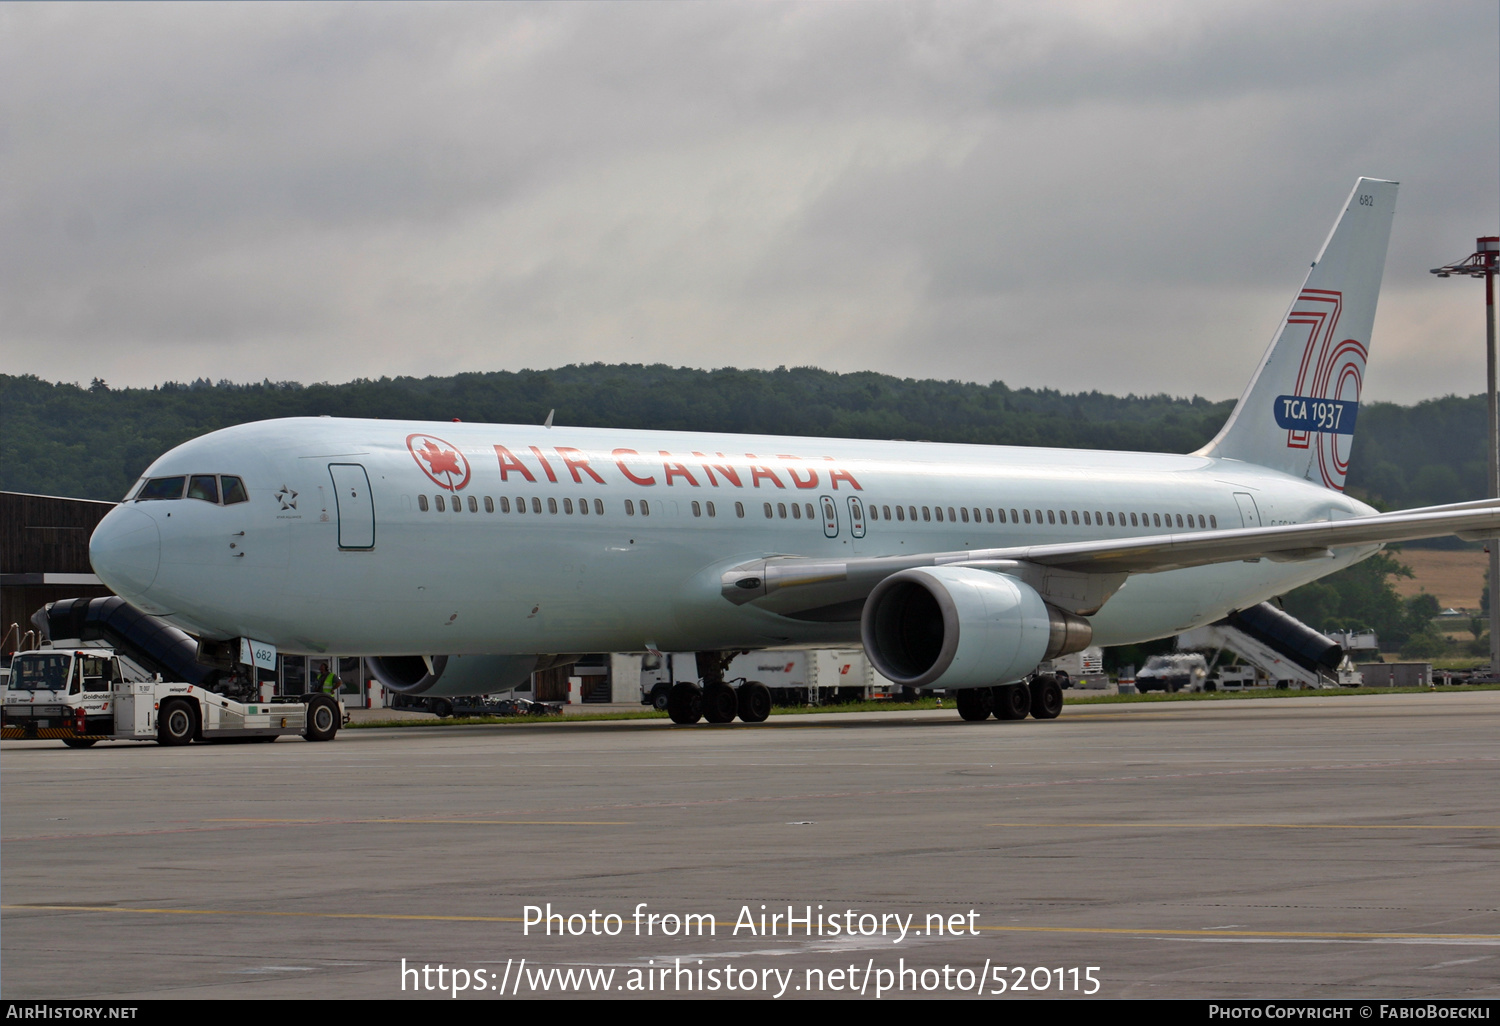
<box><xmin>430</xmin><ymin>698</ymin><xmax>453</xmax><ymax>718</ymax></box>
<box><xmin>156</xmin><ymin>700</ymin><xmax>196</xmax><ymax>746</ymax></box>
<box><xmin>62</xmin><ymin>737</ymin><xmax>98</xmax><ymax>748</ymax></box>
<box><xmin>304</xmin><ymin>694</ymin><xmax>340</xmax><ymax>741</ymax></box>
<box><xmin>738</xmin><ymin>682</ymin><xmax>772</xmax><ymax>723</ymax></box>
<box><xmin>955</xmin><ymin>687</ymin><xmax>994</xmax><ymax>721</ymax></box>
<box><xmin>702</xmin><ymin>683</ymin><xmax>739</xmax><ymax>724</ymax></box>
<box><xmin>992</xmin><ymin>683</ymin><xmax>1031</xmax><ymax>721</ymax></box>
<box><xmin>1028</xmin><ymin>674</ymin><xmax>1064</xmax><ymax>720</ymax></box>
<box><xmin>667</xmin><ymin>682</ymin><xmax>703</xmax><ymax>724</ymax></box>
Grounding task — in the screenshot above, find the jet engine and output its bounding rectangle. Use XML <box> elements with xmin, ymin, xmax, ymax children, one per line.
<box><xmin>860</xmin><ymin>566</ymin><xmax>1092</xmax><ymax>689</ymax></box>
<box><xmin>368</xmin><ymin>654</ymin><xmax>573</xmax><ymax>697</ymax></box>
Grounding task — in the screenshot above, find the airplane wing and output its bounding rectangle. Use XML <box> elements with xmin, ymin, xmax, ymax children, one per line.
<box><xmin>720</xmin><ymin>500</ymin><xmax>1500</xmax><ymax>619</ymax></box>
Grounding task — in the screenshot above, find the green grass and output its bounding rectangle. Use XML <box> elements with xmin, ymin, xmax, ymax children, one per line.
<box><xmin>348</xmin><ymin>686</ymin><xmax>1500</xmax><ymax>728</ymax></box>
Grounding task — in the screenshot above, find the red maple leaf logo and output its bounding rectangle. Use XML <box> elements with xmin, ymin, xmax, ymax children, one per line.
<box><xmin>420</xmin><ymin>440</ymin><xmax>461</xmax><ymax>477</ymax></box>
<box><xmin>406</xmin><ymin>433</ymin><xmax>472</xmax><ymax>491</ymax></box>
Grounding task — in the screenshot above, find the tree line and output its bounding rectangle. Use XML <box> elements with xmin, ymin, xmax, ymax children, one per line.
<box><xmin>1</xmin><ymin>366</ymin><xmax>1487</xmax><ymax>511</ymax></box>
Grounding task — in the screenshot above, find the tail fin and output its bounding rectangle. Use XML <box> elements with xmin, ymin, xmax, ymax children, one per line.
<box><xmin>1196</xmin><ymin>178</ymin><xmax>1398</xmax><ymax>491</ymax></box>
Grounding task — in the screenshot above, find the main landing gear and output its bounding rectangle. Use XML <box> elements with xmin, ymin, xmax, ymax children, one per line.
<box><xmin>666</xmin><ymin>652</ymin><xmax>772</xmax><ymax>725</ymax></box>
<box><xmin>952</xmin><ymin>674</ymin><xmax>1063</xmax><ymax>722</ymax></box>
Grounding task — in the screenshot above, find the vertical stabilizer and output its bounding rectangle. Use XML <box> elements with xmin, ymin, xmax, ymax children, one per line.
<box><xmin>1196</xmin><ymin>178</ymin><xmax>1398</xmax><ymax>490</ymax></box>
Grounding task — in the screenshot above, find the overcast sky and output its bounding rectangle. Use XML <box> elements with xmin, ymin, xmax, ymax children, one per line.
<box><xmin>2</xmin><ymin>1</ymin><xmax>1496</xmax><ymax>403</ymax></box>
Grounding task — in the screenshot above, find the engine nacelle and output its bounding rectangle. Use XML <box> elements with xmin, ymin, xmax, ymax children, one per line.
<box><xmin>368</xmin><ymin>654</ymin><xmax>571</xmax><ymax>697</ymax></box>
<box><xmin>861</xmin><ymin>566</ymin><xmax>1092</xmax><ymax>689</ymax></box>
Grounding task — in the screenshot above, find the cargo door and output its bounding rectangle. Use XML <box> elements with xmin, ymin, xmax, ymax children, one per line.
<box><xmin>328</xmin><ymin>464</ymin><xmax>375</xmax><ymax>549</ymax></box>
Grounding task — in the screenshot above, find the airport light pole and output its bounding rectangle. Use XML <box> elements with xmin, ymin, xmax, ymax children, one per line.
<box><xmin>1431</xmin><ymin>236</ymin><xmax>1500</xmax><ymax>679</ymax></box>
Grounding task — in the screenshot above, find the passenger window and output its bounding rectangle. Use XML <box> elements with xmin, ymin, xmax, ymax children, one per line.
<box><xmin>922</xmin><ymin>507</ymin><xmax>931</xmax><ymax>522</ymax></box>
<box><xmin>764</xmin><ymin>503</ymin><xmax>773</xmax><ymax>518</ymax></box>
<box><xmin>563</xmin><ymin>498</ymin><xmax>573</xmax><ymax>515</ymax></box>
<box><xmin>1152</xmin><ymin>513</ymin><xmax>1161</xmax><ymax>527</ymax></box>
<box><xmin>960</xmin><ymin>508</ymin><xmax>969</xmax><ymax>523</ymax></box>
<box><xmin>452</xmin><ymin>496</ymin><xmax>461</xmax><ymax>514</ymax></box>
<box><xmin>1130</xmin><ymin>513</ymin><xmax>1138</xmax><ymax>526</ymax></box>
<box><xmin>778</xmin><ymin>503</ymin><xmax>787</xmax><ymax>519</ymax></box>
<box><xmin>499</xmin><ymin>497</ymin><xmax>510</xmax><ymax>513</ymax></box>
<box><xmin>1198</xmin><ymin>514</ymin><xmax>1206</xmax><ymax>528</ymax></box>
<box><xmin>973</xmin><ymin>508</ymin><xmax>980</xmax><ymax>523</ymax></box>
<box><xmin>640</xmin><ymin>501</ymin><xmax>650</xmax><ymax>517</ymax></box>
<box><xmin>469</xmin><ymin>495</ymin><xmax>479</xmax><ymax>513</ymax></box>
<box><xmin>1107</xmin><ymin>512</ymin><xmax>1114</xmax><ymax>526</ymax></box>
<box><xmin>895</xmin><ymin>506</ymin><xmax>905</xmax><ymax>522</ymax></box>
<box><xmin>1175</xmin><ymin>514</ymin><xmax>1183</xmax><ymax>527</ymax></box>
<box><xmin>692</xmin><ymin>501</ymin><xmax>702</xmax><ymax>517</ymax></box>
<box><xmin>516</xmin><ymin>496</ymin><xmax>528</xmax><ymax>514</ymax></box>
<box><xmin>734</xmin><ymin>501</ymin><xmax>744</xmax><ymax>518</ymax></box>
<box><xmin>1071</xmin><ymin>511</ymin><xmax>1079</xmax><ymax>525</ymax></box>
<box><xmin>532</xmin><ymin>497</ymin><xmax>542</xmax><ymax>514</ymax></box>
<box><xmin>706</xmin><ymin>501</ymin><xmax>715</xmax><ymax>517</ymax></box>
<box><xmin>791</xmin><ymin>503</ymin><xmax>800</xmax><ymax>520</ymax></box>
<box><xmin>484</xmin><ymin>496</ymin><xmax>495</xmax><ymax>513</ymax></box>
<box><xmin>935</xmin><ymin>507</ymin><xmax>944</xmax><ymax>522</ymax></box>
<box><xmin>868</xmin><ymin>506</ymin><xmax>878</xmax><ymax>521</ymax></box>
<box><xmin>578</xmin><ymin>497</ymin><xmax>588</xmax><ymax>515</ymax></box>
<box><xmin>221</xmin><ymin>477</ymin><xmax>249</xmax><ymax>504</ymax></box>
<box><xmin>947</xmin><ymin>507</ymin><xmax>956</xmax><ymax>522</ymax></box>
<box><xmin>1034</xmin><ymin>510</ymin><xmax>1043</xmax><ymax>523</ymax></box>
<box><xmin>986</xmin><ymin>509</ymin><xmax>994</xmax><ymax>523</ymax></box>
<box><xmin>1023</xmin><ymin>509</ymin><xmax>1031</xmax><ymax>524</ymax></box>
<box><xmin>418</xmin><ymin>494</ymin><xmax>429</xmax><ymax>512</ymax></box>
<box><xmin>436</xmin><ymin>495</ymin><xmax>446</xmax><ymax>512</ymax></box>
<box><xmin>138</xmin><ymin>476</ymin><xmax>186</xmax><ymax>500</ymax></box>
<box><xmin>804</xmin><ymin>503</ymin><xmax>814</xmax><ymax>520</ymax></box>
<box><xmin>1210</xmin><ymin>514</ymin><xmax>1217</xmax><ymax>528</ymax></box>
<box><xmin>1095</xmin><ymin>510</ymin><xmax>1103</xmax><ymax>524</ymax></box>
<box><xmin>594</xmin><ymin>499</ymin><xmax>604</xmax><ymax>515</ymax></box>
<box><xmin>1083</xmin><ymin>511</ymin><xmax>1091</xmax><ymax>525</ymax></box>
<box><xmin>625</xmin><ymin>499</ymin><xmax>635</xmax><ymax>516</ymax></box>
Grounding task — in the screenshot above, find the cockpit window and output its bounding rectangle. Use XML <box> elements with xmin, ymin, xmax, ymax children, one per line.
<box><xmin>221</xmin><ymin>477</ymin><xmax>248</xmax><ymax>504</ymax></box>
<box><xmin>138</xmin><ymin>476</ymin><xmax>186</xmax><ymax>500</ymax></box>
<box><xmin>187</xmin><ymin>475</ymin><xmax>220</xmax><ymax>503</ymax></box>
<box><xmin>123</xmin><ymin>478</ymin><xmax>147</xmax><ymax>501</ymax></box>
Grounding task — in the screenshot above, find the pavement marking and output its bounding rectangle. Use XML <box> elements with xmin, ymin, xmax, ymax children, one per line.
<box><xmin>203</xmin><ymin>818</ymin><xmax>632</xmax><ymax>826</ymax></box>
<box><xmin>5</xmin><ymin>905</ymin><xmax>1500</xmax><ymax>943</ymax></box>
<box><xmin>984</xmin><ymin>821</ymin><xmax>1500</xmax><ymax>830</ymax></box>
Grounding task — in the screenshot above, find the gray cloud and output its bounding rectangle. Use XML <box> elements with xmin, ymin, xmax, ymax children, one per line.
<box><xmin>1</xmin><ymin>1</ymin><xmax>1495</xmax><ymax>402</ymax></box>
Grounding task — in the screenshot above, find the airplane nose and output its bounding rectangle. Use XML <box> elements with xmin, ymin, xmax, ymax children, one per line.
<box><xmin>90</xmin><ymin>506</ymin><xmax>160</xmax><ymax>596</ymax></box>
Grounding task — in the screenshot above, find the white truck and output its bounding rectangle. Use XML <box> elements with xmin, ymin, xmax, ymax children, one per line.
<box><xmin>639</xmin><ymin>649</ymin><xmax>904</xmax><ymax>709</ymax></box>
<box><xmin>2</xmin><ymin>646</ymin><xmax>342</xmax><ymax>747</ymax></box>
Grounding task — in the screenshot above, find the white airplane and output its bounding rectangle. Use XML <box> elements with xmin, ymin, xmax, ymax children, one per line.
<box><xmin>87</xmin><ymin>178</ymin><xmax>1500</xmax><ymax>724</ymax></box>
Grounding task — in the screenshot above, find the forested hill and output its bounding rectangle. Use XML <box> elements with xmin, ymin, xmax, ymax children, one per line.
<box><xmin>0</xmin><ymin>366</ymin><xmax>1489</xmax><ymax>514</ymax></box>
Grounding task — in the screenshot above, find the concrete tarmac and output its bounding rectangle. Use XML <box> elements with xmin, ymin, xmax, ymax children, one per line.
<box><xmin>4</xmin><ymin>692</ymin><xmax>1499</xmax><ymax>1000</ymax></box>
